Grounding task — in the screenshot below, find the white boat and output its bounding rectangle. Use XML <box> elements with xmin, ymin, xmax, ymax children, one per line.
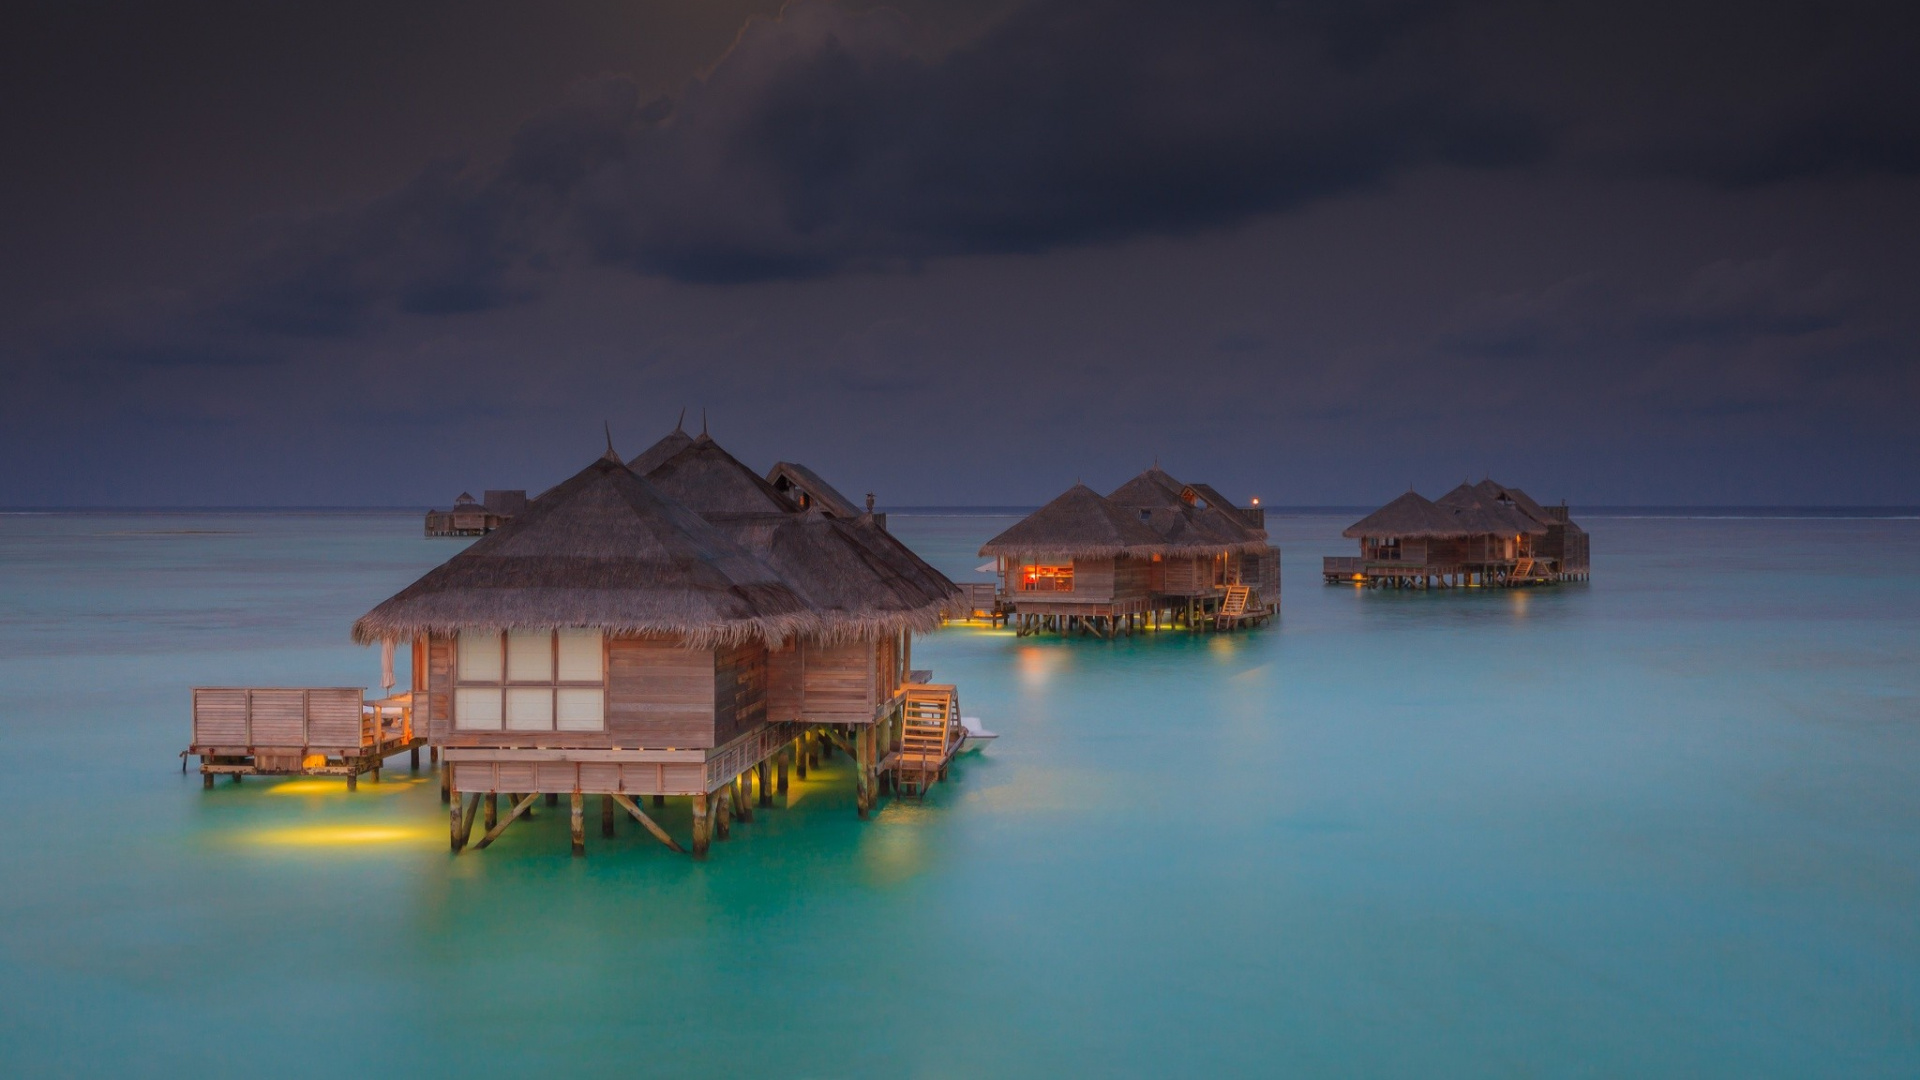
<box><xmin>959</xmin><ymin>717</ymin><xmax>997</xmax><ymax>753</ymax></box>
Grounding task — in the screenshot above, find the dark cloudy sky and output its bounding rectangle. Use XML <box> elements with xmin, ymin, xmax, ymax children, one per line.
<box><xmin>5</xmin><ymin>0</ymin><xmax>1918</xmax><ymax>507</ymax></box>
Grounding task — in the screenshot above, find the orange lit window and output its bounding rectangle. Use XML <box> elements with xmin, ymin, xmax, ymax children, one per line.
<box><xmin>1019</xmin><ymin>564</ymin><xmax>1074</xmax><ymax>592</ymax></box>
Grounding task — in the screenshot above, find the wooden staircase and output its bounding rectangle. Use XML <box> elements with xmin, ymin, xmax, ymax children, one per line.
<box><xmin>895</xmin><ymin>684</ymin><xmax>960</xmax><ymax>798</ymax></box>
<box><xmin>1214</xmin><ymin>584</ymin><xmax>1254</xmax><ymax>628</ymax></box>
<box><xmin>1510</xmin><ymin>557</ymin><xmax>1536</xmax><ymax>582</ymax></box>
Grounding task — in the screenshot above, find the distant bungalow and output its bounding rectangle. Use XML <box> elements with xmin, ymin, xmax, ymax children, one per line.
<box><xmin>981</xmin><ymin>467</ymin><xmax>1279</xmax><ymax>636</ymax></box>
<box><xmin>424</xmin><ymin>489</ymin><xmax>527</xmax><ymax>537</ymax></box>
<box><xmin>193</xmin><ymin>426</ymin><xmax>969</xmax><ymax>859</ymax></box>
<box><xmin>1325</xmin><ymin>479</ymin><xmax>1590</xmax><ymax>588</ymax></box>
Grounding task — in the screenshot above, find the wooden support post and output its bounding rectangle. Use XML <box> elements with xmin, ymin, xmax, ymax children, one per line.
<box><xmin>410</xmin><ymin>747</ymin><xmax>420</xmax><ymax>771</ymax></box>
<box><xmin>610</xmin><ymin>794</ymin><xmax>686</xmax><ymax>853</ymax></box>
<box><xmin>715</xmin><ymin>789</ymin><xmax>732</xmax><ymax>841</ymax></box>
<box><xmin>570</xmin><ymin>791</ymin><xmax>585</xmax><ymax>857</ymax></box>
<box><xmin>691</xmin><ymin>793</ymin><xmax>711</xmax><ymax>860</ymax></box>
<box><xmin>451</xmin><ymin>792</ymin><xmax>480</xmax><ymax>852</ymax></box>
<box><xmin>795</xmin><ymin>737</ymin><xmax>809</xmax><ymax>780</ymax></box>
<box><xmin>439</xmin><ymin>764</ymin><xmax>449</xmax><ymax>803</ymax></box>
<box><xmin>734</xmin><ymin>775</ymin><xmax>753</xmax><ymax>823</ymax></box>
<box><xmin>602</xmin><ymin>793</ymin><xmax>616</xmax><ymax>838</ymax></box>
<box><xmin>653</xmin><ymin>794</ymin><xmax>664</xmax><ymax>808</ymax></box>
<box><xmin>430</xmin><ymin>746</ymin><xmax>439</xmax><ymax>766</ymax></box>
<box><xmin>473</xmin><ymin>792</ymin><xmax>541</xmax><ymax>850</ymax></box>
<box><xmin>855</xmin><ymin>725</ymin><xmax>873</xmax><ymax>820</ymax></box>
<box><xmin>545</xmin><ymin>792</ymin><xmax>559</xmax><ymax>808</ymax></box>
<box><xmin>346</xmin><ymin>770</ymin><xmax>356</xmax><ymax>792</ymax></box>
<box><xmin>202</xmin><ymin>771</ymin><xmax>213</xmax><ymax>790</ymax></box>
<box><xmin>777</xmin><ymin>748</ymin><xmax>790</xmax><ymax>794</ymax></box>
<box><xmin>758</xmin><ymin>760</ymin><xmax>773</xmax><ymax>808</ymax></box>
<box><xmin>484</xmin><ymin>792</ymin><xmax>498</xmax><ymax>831</ymax></box>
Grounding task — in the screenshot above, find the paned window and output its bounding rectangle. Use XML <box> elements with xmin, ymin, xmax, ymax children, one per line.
<box><xmin>454</xmin><ymin>629</ymin><xmax>605</xmax><ymax>731</ymax></box>
<box><xmin>1019</xmin><ymin>564</ymin><xmax>1074</xmax><ymax>592</ymax></box>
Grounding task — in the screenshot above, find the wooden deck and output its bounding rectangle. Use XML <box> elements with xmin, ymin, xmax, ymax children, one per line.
<box><xmin>188</xmin><ymin>688</ymin><xmax>425</xmax><ymax>789</ymax></box>
<box><xmin>1322</xmin><ymin>555</ymin><xmax>1586</xmax><ymax>587</ymax></box>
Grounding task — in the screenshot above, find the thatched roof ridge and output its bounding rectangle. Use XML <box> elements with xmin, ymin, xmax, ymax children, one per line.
<box><xmin>626</xmin><ymin>427</ymin><xmax>694</xmax><ymax>475</ymax></box>
<box><xmin>1435</xmin><ymin>483</ymin><xmax>1550</xmax><ymax>536</ymax></box>
<box><xmin>979</xmin><ymin>483</ymin><xmax>1174</xmax><ymax>559</ymax></box>
<box><xmin>1184</xmin><ymin>482</ymin><xmax>1238</xmax><ymax>512</ymax></box>
<box><xmin>645</xmin><ymin>434</ymin><xmax>797</xmax><ymax>514</ymax></box>
<box><xmin>767</xmin><ymin>461</ymin><xmax>864</xmax><ymax>518</ymax></box>
<box><xmin>1107</xmin><ymin>467</ymin><xmax>1187</xmax><ymax>508</ymax></box>
<box><xmin>353</xmin><ymin>456</ymin><xmax>822</xmax><ymax>648</ymax></box>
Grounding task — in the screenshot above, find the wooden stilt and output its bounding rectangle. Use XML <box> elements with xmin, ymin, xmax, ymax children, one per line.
<box><xmin>691</xmin><ymin>793</ymin><xmax>711</xmax><ymax>859</ymax></box>
<box><xmin>757</xmin><ymin>760</ymin><xmax>773</xmax><ymax>808</ymax></box>
<box><xmin>484</xmin><ymin>791</ymin><xmax>498</xmax><ymax>831</ymax></box>
<box><xmin>439</xmin><ymin>765</ymin><xmax>450</xmax><ymax>803</ymax></box>
<box><xmin>734</xmin><ymin>775</ymin><xmax>753</xmax><ymax>823</ymax></box>
<box><xmin>473</xmin><ymin>792</ymin><xmax>541</xmax><ymax>850</ymax></box>
<box><xmin>202</xmin><ymin>772</ymin><xmax>213</xmax><ymax>790</ymax></box>
<box><xmin>715</xmin><ymin>789</ymin><xmax>732</xmax><ymax>841</ymax></box>
<box><xmin>653</xmin><ymin>794</ymin><xmax>664</xmax><ymax>808</ymax></box>
<box><xmin>346</xmin><ymin>771</ymin><xmax>356</xmax><ymax>792</ymax></box>
<box><xmin>776</xmin><ymin>749</ymin><xmax>790</xmax><ymax>794</ymax></box>
<box><xmin>410</xmin><ymin>747</ymin><xmax>420</xmax><ymax>771</ymax></box>
<box><xmin>855</xmin><ymin>725</ymin><xmax>873</xmax><ymax>820</ymax></box>
<box><xmin>795</xmin><ymin>737</ymin><xmax>809</xmax><ymax>780</ymax></box>
<box><xmin>601</xmin><ymin>793</ymin><xmax>616</xmax><ymax>838</ymax></box>
<box><xmin>545</xmin><ymin>792</ymin><xmax>559</xmax><ymax>808</ymax></box>
<box><xmin>429</xmin><ymin>746</ymin><xmax>439</xmax><ymax>766</ymax></box>
<box><xmin>570</xmin><ymin>791</ymin><xmax>585</xmax><ymax>857</ymax></box>
<box><xmin>451</xmin><ymin>792</ymin><xmax>480</xmax><ymax>852</ymax></box>
<box><xmin>610</xmin><ymin>794</ymin><xmax>686</xmax><ymax>853</ymax></box>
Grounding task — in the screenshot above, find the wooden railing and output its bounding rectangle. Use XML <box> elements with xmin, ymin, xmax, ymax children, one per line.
<box><xmin>191</xmin><ymin>687</ymin><xmax>410</xmax><ymax>752</ymax></box>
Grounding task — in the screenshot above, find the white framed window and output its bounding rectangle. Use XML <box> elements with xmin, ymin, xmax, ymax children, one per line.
<box><xmin>454</xmin><ymin>629</ymin><xmax>605</xmax><ymax>731</ymax></box>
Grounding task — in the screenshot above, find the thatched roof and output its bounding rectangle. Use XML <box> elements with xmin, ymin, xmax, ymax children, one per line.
<box><xmin>767</xmin><ymin>461</ymin><xmax>864</xmax><ymax>519</ymax></box>
<box><xmin>1107</xmin><ymin>467</ymin><xmax>1188</xmax><ymax>508</ymax></box>
<box><xmin>711</xmin><ymin>512</ymin><xmax>958</xmax><ymax>641</ymax></box>
<box><xmin>980</xmin><ymin>483</ymin><xmax>1173</xmax><ymax>559</ymax></box>
<box><xmin>1184</xmin><ymin>482</ymin><xmax>1237</xmax><ymax>512</ymax></box>
<box><xmin>644</xmin><ymin>434</ymin><xmax>797</xmax><ymax>514</ymax></box>
<box><xmin>353</xmin><ymin>453</ymin><xmax>819</xmax><ymax>648</ymax></box>
<box><xmin>626</xmin><ymin>427</ymin><xmax>695</xmax><ymax>475</ymax></box>
<box><xmin>1435</xmin><ymin>483</ymin><xmax>1550</xmax><ymax>536</ymax></box>
<box><xmin>649</xmin><ymin>430</ymin><xmax>959</xmax><ymax>637</ymax></box>
<box><xmin>1106</xmin><ymin>468</ymin><xmax>1271</xmax><ymax>555</ymax></box>
<box><xmin>1343</xmin><ymin>490</ymin><xmax>1473</xmax><ymax>539</ymax></box>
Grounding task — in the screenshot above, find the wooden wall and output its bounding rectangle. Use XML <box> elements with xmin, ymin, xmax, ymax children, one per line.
<box><xmin>609</xmin><ymin>637</ymin><xmax>717</xmax><ymax>748</ymax></box>
<box><xmin>711</xmin><ymin>641</ymin><xmax>767</xmax><ymax>747</ymax></box>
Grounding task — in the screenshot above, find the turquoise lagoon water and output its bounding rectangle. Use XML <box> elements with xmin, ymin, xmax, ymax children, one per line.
<box><xmin>0</xmin><ymin>510</ymin><xmax>1916</xmax><ymax>1077</ymax></box>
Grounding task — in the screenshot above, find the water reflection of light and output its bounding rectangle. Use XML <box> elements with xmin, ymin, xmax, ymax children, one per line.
<box><xmin>266</xmin><ymin>778</ymin><xmax>427</xmax><ymax>797</ymax></box>
<box><xmin>243</xmin><ymin>824</ymin><xmax>436</xmax><ymax>847</ymax></box>
<box><xmin>1015</xmin><ymin>645</ymin><xmax>1062</xmax><ymax>688</ymax></box>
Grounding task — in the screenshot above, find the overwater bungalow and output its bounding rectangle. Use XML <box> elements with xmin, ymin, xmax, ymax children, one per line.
<box><xmin>981</xmin><ymin>469</ymin><xmax>1279</xmax><ymax>636</ymax></box>
<box><xmin>344</xmin><ymin>431</ymin><xmax>965</xmax><ymax>857</ymax></box>
<box><xmin>424</xmin><ymin>489</ymin><xmax>526</xmax><ymax>537</ymax></box>
<box><xmin>1324</xmin><ymin>479</ymin><xmax>1590</xmax><ymax>587</ymax></box>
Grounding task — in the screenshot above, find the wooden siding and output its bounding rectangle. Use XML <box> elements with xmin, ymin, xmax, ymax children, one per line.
<box><xmin>801</xmin><ymin>640</ymin><xmax>876</xmax><ymax>724</ymax></box>
<box><xmin>427</xmin><ymin>634</ymin><xmax>453</xmax><ymax>740</ymax></box>
<box><xmin>711</xmin><ymin>642</ymin><xmax>767</xmax><ymax>748</ymax></box>
<box><xmin>609</xmin><ymin>637</ymin><xmax>717</xmax><ymax>749</ymax></box>
<box><xmin>766</xmin><ymin>642</ymin><xmax>803</xmax><ymax>722</ymax></box>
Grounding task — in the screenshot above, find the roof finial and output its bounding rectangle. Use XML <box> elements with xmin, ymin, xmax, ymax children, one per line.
<box><xmin>701</xmin><ymin>408</ymin><xmax>708</xmax><ymax>436</ymax></box>
<box><xmin>865</xmin><ymin>492</ymin><xmax>875</xmax><ymax>514</ymax></box>
<box><xmin>675</xmin><ymin>407</ymin><xmax>686</xmax><ymax>432</ymax></box>
<box><xmin>602</xmin><ymin>421</ymin><xmax>620</xmax><ymax>462</ymax></box>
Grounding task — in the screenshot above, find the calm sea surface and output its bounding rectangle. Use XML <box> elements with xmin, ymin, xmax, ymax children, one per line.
<box><xmin>0</xmin><ymin>511</ymin><xmax>1916</xmax><ymax>1077</ymax></box>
